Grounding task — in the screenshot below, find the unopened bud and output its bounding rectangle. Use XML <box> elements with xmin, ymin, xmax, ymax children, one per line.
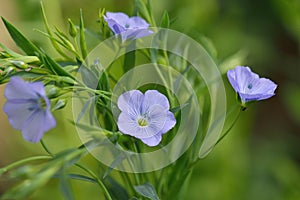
<box><xmin>68</xmin><ymin>19</ymin><xmax>77</xmax><ymax>38</ymax></box>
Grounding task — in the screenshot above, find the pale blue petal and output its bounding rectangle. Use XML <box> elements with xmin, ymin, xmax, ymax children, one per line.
<box><xmin>105</xmin><ymin>18</ymin><xmax>126</xmax><ymax>35</ymax></box>
<box><xmin>22</xmin><ymin>109</ymin><xmax>56</xmax><ymax>143</ymax></box>
<box><xmin>118</xmin><ymin>112</ymin><xmax>142</xmax><ymax>137</ymax></box>
<box><xmin>127</xmin><ymin>16</ymin><xmax>149</xmax><ymax>29</ymax></box>
<box><xmin>142</xmin><ymin>90</ymin><xmax>170</xmax><ymax>113</ymax></box>
<box><xmin>140</xmin><ymin>134</ymin><xmax>162</xmax><ymax>147</ymax></box>
<box><xmin>160</xmin><ymin>111</ymin><xmax>176</xmax><ymax>134</ymax></box>
<box><xmin>3</xmin><ymin>101</ymin><xmax>35</xmax><ymax>130</ymax></box>
<box><xmin>145</xmin><ymin>104</ymin><xmax>167</xmax><ymax>137</ymax></box>
<box><xmin>4</xmin><ymin>77</ymin><xmax>40</xmax><ymax>100</ymax></box>
<box><xmin>227</xmin><ymin>66</ymin><xmax>277</xmax><ymax>103</ymax></box>
<box><xmin>105</xmin><ymin>12</ymin><xmax>129</xmax><ymax>27</ymax></box>
<box><xmin>134</xmin><ymin>29</ymin><xmax>153</xmax><ymax>39</ymax></box>
<box><xmin>117</xmin><ymin>90</ymin><xmax>143</xmax><ymax>116</ymax></box>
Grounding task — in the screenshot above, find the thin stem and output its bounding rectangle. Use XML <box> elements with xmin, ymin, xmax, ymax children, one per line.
<box><xmin>0</xmin><ymin>156</ymin><xmax>52</xmax><ymax>174</ymax></box>
<box><xmin>40</xmin><ymin>139</ymin><xmax>54</xmax><ymax>156</ymax></box>
<box><xmin>75</xmin><ymin>163</ymin><xmax>113</xmax><ymax>200</ymax></box>
<box><xmin>215</xmin><ymin>107</ymin><xmax>242</xmax><ymax>146</ymax></box>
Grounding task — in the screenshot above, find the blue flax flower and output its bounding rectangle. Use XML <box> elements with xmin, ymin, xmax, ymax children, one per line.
<box><xmin>117</xmin><ymin>90</ymin><xmax>176</xmax><ymax>146</ymax></box>
<box><xmin>227</xmin><ymin>66</ymin><xmax>277</xmax><ymax>104</ymax></box>
<box><xmin>3</xmin><ymin>77</ymin><xmax>56</xmax><ymax>142</ymax></box>
<box><xmin>104</xmin><ymin>12</ymin><xmax>153</xmax><ymax>41</ymax></box>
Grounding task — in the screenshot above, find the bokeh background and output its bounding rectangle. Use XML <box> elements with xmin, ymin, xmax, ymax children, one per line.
<box><xmin>0</xmin><ymin>0</ymin><xmax>299</xmax><ymax>199</ymax></box>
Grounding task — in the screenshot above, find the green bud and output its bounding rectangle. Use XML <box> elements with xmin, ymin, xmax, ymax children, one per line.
<box><xmin>59</xmin><ymin>76</ymin><xmax>76</xmax><ymax>85</ymax></box>
<box><xmin>10</xmin><ymin>60</ymin><xmax>28</xmax><ymax>69</ymax></box>
<box><xmin>52</xmin><ymin>99</ymin><xmax>67</xmax><ymax>110</ymax></box>
<box><xmin>45</xmin><ymin>85</ymin><xmax>60</xmax><ymax>98</ymax></box>
<box><xmin>68</xmin><ymin>18</ymin><xmax>77</xmax><ymax>37</ymax></box>
<box><xmin>0</xmin><ymin>51</ymin><xmax>11</xmax><ymax>58</ymax></box>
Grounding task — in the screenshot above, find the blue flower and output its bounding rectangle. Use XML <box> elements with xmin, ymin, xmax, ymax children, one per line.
<box><xmin>104</xmin><ymin>12</ymin><xmax>153</xmax><ymax>41</ymax></box>
<box><xmin>227</xmin><ymin>66</ymin><xmax>277</xmax><ymax>103</ymax></box>
<box><xmin>3</xmin><ymin>77</ymin><xmax>56</xmax><ymax>142</ymax></box>
<box><xmin>117</xmin><ymin>90</ymin><xmax>176</xmax><ymax>146</ymax></box>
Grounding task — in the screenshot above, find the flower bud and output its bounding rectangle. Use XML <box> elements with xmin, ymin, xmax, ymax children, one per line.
<box><xmin>45</xmin><ymin>85</ymin><xmax>60</xmax><ymax>98</ymax></box>
<box><xmin>68</xmin><ymin>19</ymin><xmax>77</xmax><ymax>38</ymax></box>
<box><xmin>10</xmin><ymin>60</ymin><xmax>28</xmax><ymax>69</ymax></box>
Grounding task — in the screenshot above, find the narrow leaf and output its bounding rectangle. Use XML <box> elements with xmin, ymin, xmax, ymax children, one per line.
<box><xmin>1</xmin><ymin>17</ymin><xmax>40</xmax><ymax>56</ymax></box>
<box><xmin>160</xmin><ymin>11</ymin><xmax>170</xmax><ymax>28</ymax></box>
<box><xmin>103</xmin><ymin>153</ymin><xmax>126</xmax><ymax>179</ymax></box>
<box><xmin>134</xmin><ymin>182</ymin><xmax>160</xmax><ymax>200</ymax></box>
<box><xmin>123</xmin><ymin>42</ymin><xmax>136</xmax><ymax>73</ymax></box>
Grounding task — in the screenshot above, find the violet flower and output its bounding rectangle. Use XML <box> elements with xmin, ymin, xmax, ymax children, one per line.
<box><xmin>227</xmin><ymin>66</ymin><xmax>277</xmax><ymax>104</ymax></box>
<box><xmin>117</xmin><ymin>90</ymin><xmax>176</xmax><ymax>146</ymax></box>
<box><xmin>104</xmin><ymin>12</ymin><xmax>152</xmax><ymax>41</ymax></box>
<box><xmin>3</xmin><ymin>77</ymin><xmax>56</xmax><ymax>142</ymax></box>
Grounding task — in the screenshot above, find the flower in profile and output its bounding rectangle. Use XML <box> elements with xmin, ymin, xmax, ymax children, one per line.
<box><xmin>3</xmin><ymin>77</ymin><xmax>56</xmax><ymax>142</ymax></box>
<box><xmin>104</xmin><ymin>12</ymin><xmax>153</xmax><ymax>41</ymax></box>
<box><xmin>227</xmin><ymin>66</ymin><xmax>277</xmax><ymax>104</ymax></box>
<box><xmin>117</xmin><ymin>90</ymin><xmax>176</xmax><ymax>146</ymax></box>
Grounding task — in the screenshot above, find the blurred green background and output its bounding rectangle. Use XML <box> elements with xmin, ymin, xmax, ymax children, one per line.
<box><xmin>0</xmin><ymin>0</ymin><xmax>299</xmax><ymax>199</ymax></box>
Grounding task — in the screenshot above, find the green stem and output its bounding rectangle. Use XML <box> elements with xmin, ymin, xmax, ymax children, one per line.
<box><xmin>75</xmin><ymin>163</ymin><xmax>113</xmax><ymax>200</ymax></box>
<box><xmin>215</xmin><ymin>107</ymin><xmax>242</xmax><ymax>146</ymax></box>
<box><xmin>40</xmin><ymin>139</ymin><xmax>54</xmax><ymax>156</ymax></box>
<box><xmin>0</xmin><ymin>156</ymin><xmax>52</xmax><ymax>174</ymax></box>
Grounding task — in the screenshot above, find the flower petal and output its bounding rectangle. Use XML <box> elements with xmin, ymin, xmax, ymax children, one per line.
<box><xmin>144</xmin><ymin>104</ymin><xmax>168</xmax><ymax>137</ymax></box>
<box><xmin>22</xmin><ymin>109</ymin><xmax>56</xmax><ymax>143</ymax></box>
<box><xmin>227</xmin><ymin>66</ymin><xmax>277</xmax><ymax>103</ymax></box>
<box><xmin>142</xmin><ymin>90</ymin><xmax>170</xmax><ymax>113</ymax></box>
<box><xmin>127</xmin><ymin>16</ymin><xmax>149</xmax><ymax>29</ymax></box>
<box><xmin>117</xmin><ymin>90</ymin><xmax>143</xmax><ymax>116</ymax></box>
<box><xmin>105</xmin><ymin>12</ymin><xmax>129</xmax><ymax>27</ymax></box>
<box><xmin>3</xmin><ymin>101</ymin><xmax>35</xmax><ymax>130</ymax></box>
<box><xmin>118</xmin><ymin>112</ymin><xmax>139</xmax><ymax>136</ymax></box>
<box><xmin>160</xmin><ymin>111</ymin><xmax>176</xmax><ymax>134</ymax></box>
<box><xmin>105</xmin><ymin>19</ymin><xmax>126</xmax><ymax>35</ymax></box>
<box><xmin>4</xmin><ymin>77</ymin><xmax>41</xmax><ymax>100</ymax></box>
<box><xmin>140</xmin><ymin>134</ymin><xmax>162</xmax><ymax>147</ymax></box>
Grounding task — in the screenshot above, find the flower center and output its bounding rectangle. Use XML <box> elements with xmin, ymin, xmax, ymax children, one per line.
<box><xmin>28</xmin><ymin>97</ymin><xmax>47</xmax><ymax>111</ymax></box>
<box><xmin>124</xmin><ymin>23</ymin><xmax>130</xmax><ymax>28</ymax></box>
<box><xmin>38</xmin><ymin>97</ymin><xmax>47</xmax><ymax>109</ymax></box>
<box><xmin>247</xmin><ymin>83</ymin><xmax>253</xmax><ymax>89</ymax></box>
<box><xmin>137</xmin><ymin>117</ymin><xmax>148</xmax><ymax>127</ymax></box>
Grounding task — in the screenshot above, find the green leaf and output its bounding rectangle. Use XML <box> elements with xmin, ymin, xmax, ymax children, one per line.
<box><xmin>66</xmin><ymin>174</ymin><xmax>97</xmax><ymax>184</ymax></box>
<box><xmin>104</xmin><ymin>176</ymin><xmax>129</xmax><ymax>200</ymax></box>
<box><xmin>59</xmin><ymin>170</ymin><xmax>75</xmax><ymax>200</ymax></box>
<box><xmin>218</xmin><ymin>50</ymin><xmax>247</xmax><ymax>74</ymax></box>
<box><xmin>80</xmin><ymin>65</ymin><xmax>98</xmax><ymax>88</ymax></box>
<box><xmin>136</xmin><ymin>0</ymin><xmax>152</xmax><ymax>25</ymax></box>
<box><xmin>41</xmin><ymin>53</ymin><xmax>75</xmax><ymax>80</ymax></box>
<box><xmin>97</xmin><ymin>71</ymin><xmax>110</xmax><ymax>92</ymax></box>
<box><xmin>103</xmin><ymin>153</ymin><xmax>126</xmax><ymax>179</ymax></box>
<box><xmin>160</xmin><ymin>11</ymin><xmax>170</xmax><ymax>28</ymax></box>
<box><xmin>1</xmin><ymin>17</ymin><xmax>41</xmax><ymax>56</ymax></box>
<box><xmin>76</xmin><ymin>96</ymin><xmax>95</xmax><ymax>123</ymax></box>
<box><xmin>123</xmin><ymin>42</ymin><xmax>136</xmax><ymax>73</ymax></box>
<box><xmin>0</xmin><ymin>43</ymin><xmax>23</xmax><ymax>57</ymax></box>
<box><xmin>134</xmin><ymin>182</ymin><xmax>160</xmax><ymax>200</ymax></box>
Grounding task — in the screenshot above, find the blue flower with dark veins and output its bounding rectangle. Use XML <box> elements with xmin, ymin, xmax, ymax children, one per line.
<box><xmin>117</xmin><ymin>90</ymin><xmax>176</xmax><ymax>146</ymax></box>
<box><xmin>227</xmin><ymin>66</ymin><xmax>277</xmax><ymax>104</ymax></box>
<box><xmin>3</xmin><ymin>77</ymin><xmax>56</xmax><ymax>142</ymax></box>
<box><xmin>104</xmin><ymin>12</ymin><xmax>153</xmax><ymax>41</ymax></box>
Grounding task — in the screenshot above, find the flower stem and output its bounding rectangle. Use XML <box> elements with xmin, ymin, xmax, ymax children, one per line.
<box><xmin>215</xmin><ymin>107</ymin><xmax>242</xmax><ymax>146</ymax></box>
<box><xmin>75</xmin><ymin>163</ymin><xmax>113</xmax><ymax>200</ymax></box>
<box><xmin>0</xmin><ymin>156</ymin><xmax>52</xmax><ymax>174</ymax></box>
<box><xmin>40</xmin><ymin>139</ymin><xmax>54</xmax><ymax>156</ymax></box>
